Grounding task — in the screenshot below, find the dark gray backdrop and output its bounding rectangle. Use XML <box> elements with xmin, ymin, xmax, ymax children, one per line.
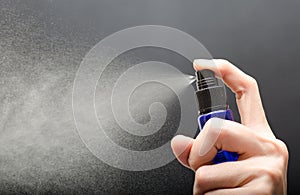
<box><xmin>1</xmin><ymin>0</ymin><xmax>299</xmax><ymax>194</ymax></box>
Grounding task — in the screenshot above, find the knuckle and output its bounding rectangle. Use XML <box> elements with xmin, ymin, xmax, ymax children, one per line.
<box><xmin>276</xmin><ymin>139</ymin><xmax>289</xmax><ymax>161</ymax></box>
<box><xmin>245</xmin><ymin>75</ymin><xmax>258</xmax><ymax>89</ymax></box>
<box><xmin>257</xmin><ymin>165</ymin><xmax>283</xmax><ymax>187</ymax></box>
<box><xmin>195</xmin><ymin>166</ymin><xmax>210</xmax><ymax>186</ymax></box>
<box><xmin>264</xmin><ymin>139</ymin><xmax>289</xmax><ymax>161</ymax></box>
<box><xmin>264</xmin><ymin>139</ymin><xmax>279</xmax><ymax>154</ymax></box>
<box><xmin>264</xmin><ymin>168</ymin><xmax>282</xmax><ymax>186</ymax></box>
<box><xmin>248</xmin><ymin>178</ymin><xmax>270</xmax><ymax>195</ymax></box>
<box><xmin>250</xmin><ymin>174</ymin><xmax>276</xmax><ymax>195</ymax></box>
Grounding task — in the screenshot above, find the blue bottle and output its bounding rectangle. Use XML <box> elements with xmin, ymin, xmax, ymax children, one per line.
<box><xmin>195</xmin><ymin>70</ymin><xmax>239</xmax><ymax>164</ymax></box>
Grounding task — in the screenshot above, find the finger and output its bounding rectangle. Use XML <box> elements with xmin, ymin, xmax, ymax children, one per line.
<box><xmin>203</xmin><ymin>178</ymin><xmax>267</xmax><ymax>195</ymax></box>
<box><xmin>171</xmin><ymin>135</ymin><xmax>194</xmax><ymax>168</ymax></box>
<box><xmin>202</xmin><ymin>187</ymin><xmax>252</xmax><ymax>195</ymax></box>
<box><xmin>193</xmin><ymin>59</ymin><xmax>268</xmax><ymax>128</ymax></box>
<box><xmin>193</xmin><ymin>161</ymin><xmax>253</xmax><ymax>194</ymax></box>
<box><xmin>188</xmin><ymin>118</ymin><xmax>265</xmax><ymax>170</ymax></box>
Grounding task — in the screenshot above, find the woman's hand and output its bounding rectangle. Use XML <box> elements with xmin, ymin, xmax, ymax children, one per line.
<box><xmin>171</xmin><ymin>59</ymin><xmax>288</xmax><ymax>195</ymax></box>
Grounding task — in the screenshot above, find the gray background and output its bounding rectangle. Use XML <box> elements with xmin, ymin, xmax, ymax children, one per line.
<box><xmin>1</xmin><ymin>0</ymin><xmax>300</xmax><ymax>194</ymax></box>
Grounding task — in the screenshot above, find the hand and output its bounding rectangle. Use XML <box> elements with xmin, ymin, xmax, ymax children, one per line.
<box><xmin>171</xmin><ymin>59</ymin><xmax>288</xmax><ymax>195</ymax></box>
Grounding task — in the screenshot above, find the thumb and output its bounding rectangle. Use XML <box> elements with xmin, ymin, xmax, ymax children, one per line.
<box><xmin>188</xmin><ymin>118</ymin><xmax>266</xmax><ymax>170</ymax></box>
<box><xmin>171</xmin><ymin>135</ymin><xmax>194</xmax><ymax>168</ymax></box>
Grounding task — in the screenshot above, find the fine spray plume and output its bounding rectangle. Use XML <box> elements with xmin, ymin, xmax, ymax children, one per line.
<box><xmin>188</xmin><ymin>75</ymin><xmax>196</xmax><ymax>85</ymax></box>
<box><xmin>194</xmin><ymin>69</ymin><xmax>239</xmax><ymax>164</ymax></box>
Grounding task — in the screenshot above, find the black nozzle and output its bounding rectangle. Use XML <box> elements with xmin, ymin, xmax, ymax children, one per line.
<box><xmin>196</xmin><ymin>70</ymin><xmax>218</xmax><ymax>90</ymax></box>
<box><xmin>195</xmin><ymin>69</ymin><xmax>228</xmax><ymax>114</ymax></box>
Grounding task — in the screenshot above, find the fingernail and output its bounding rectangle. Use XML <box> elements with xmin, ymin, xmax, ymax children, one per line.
<box><xmin>171</xmin><ymin>135</ymin><xmax>193</xmax><ymax>157</ymax></box>
<box><xmin>172</xmin><ymin>135</ymin><xmax>193</xmax><ymax>143</ymax></box>
<box><xmin>193</xmin><ymin>59</ymin><xmax>215</xmax><ymax>70</ymax></box>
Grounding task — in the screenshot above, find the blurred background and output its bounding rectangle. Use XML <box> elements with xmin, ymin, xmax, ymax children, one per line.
<box><xmin>1</xmin><ymin>0</ymin><xmax>299</xmax><ymax>194</ymax></box>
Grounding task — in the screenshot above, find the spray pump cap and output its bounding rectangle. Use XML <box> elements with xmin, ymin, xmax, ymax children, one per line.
<box><xmin>195</xmin><ymin>69</ymin><xmax>228</xmax><ymax>114</ymax></box>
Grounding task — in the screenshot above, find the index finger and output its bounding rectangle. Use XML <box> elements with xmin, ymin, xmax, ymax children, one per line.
<box><xmin>193</xmin><ymin>59</ymin><xmax>269</xmax><ymax>129</ymax></box>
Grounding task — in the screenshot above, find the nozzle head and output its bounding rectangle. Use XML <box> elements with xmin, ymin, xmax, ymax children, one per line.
<box><xmin>195</xmin><ymin>69</ymin><xmax>218</xmax><ymax>90</ymax></box>
<box><xmin>195</xmin><ymin>69</ymin><xmax>228</xmax><ymax>114</ymax></box>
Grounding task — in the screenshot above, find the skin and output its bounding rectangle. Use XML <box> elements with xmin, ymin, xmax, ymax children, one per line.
<box><xmin>171</xmin><ymin>59</ymin><xmax>288</xmax><ymax>195</ymax></box>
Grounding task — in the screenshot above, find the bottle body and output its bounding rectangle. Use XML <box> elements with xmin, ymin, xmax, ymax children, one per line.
<box><xmin>198</xmin><ymin>109</ymin><xmax>239</xmax><ymax>164</ymax></box>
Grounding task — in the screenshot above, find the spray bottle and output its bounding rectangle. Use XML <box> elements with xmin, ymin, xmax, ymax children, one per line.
<box><xmin>195</xmin><ymin>69</ymin><xmax>239</xmax><ymax>164</ymax></box>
